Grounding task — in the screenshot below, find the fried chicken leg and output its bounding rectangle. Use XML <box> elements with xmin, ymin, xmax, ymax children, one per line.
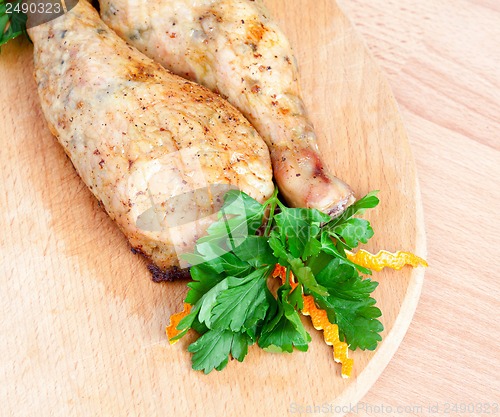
<box><xmin>28</xmin><ymin>0</ymin><xmax>274</xmax><ymax>274</ymax></box>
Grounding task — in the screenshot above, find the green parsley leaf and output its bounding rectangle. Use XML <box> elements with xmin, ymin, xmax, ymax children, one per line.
<box><xmin>328</xmin><ymin>191</ymin><xmax>380</xmax><ymax>228</ymax></box>
<box><xmin>322</xmin><ymin>191</ymin><xmax>379</xmax><ymax>253</ymax></box>
<box><xmin>197</xmin><ymin>279</ymin><xmax>230</xmax><ymax>328</ymax></box>
<box><xmin>329</xmin><ymin>218</ymin><xmax>374</xmax><ymax>249</ymax></box>
<box><xmin>302</xmin><ymin>237</ymin><xmax>322</xmax><ymax>260</ymax></box>
<box><xmin>230</xmin><ymin>332</ymin><xmax>253</xmax><ymax>362</ymax></box>
<box><xmin>287</xmin><ymin>285</ymin><xmax>304</xmax><ymax>311</ymax></box>
<box><xmin>274</xmin><ymin>208</ymin><xmax>330</xmax><ymax>257</ymax></box>
<box><xmin>174</xmin><ymin>275</ymin><xmax>229</xmax><ymax>340</ymax></box>
<box><xmin>0</xmin><ymin>0</ymin><xmax>27</xmax><ymax>48</ymax></box>
<box><xmin>210</xmin><ymin>268</ymin><xmax>272</xmax><ymax>332</ymax></box>
<box><xmin>211</xmin><ymin>252</ymin><xmax>255</xmax><ymax>277</ymax></box>
<box><xmin>184</xmin><ymin>264</ymin><xmax>227</xmax><ymax>305</ymax></box>
<box><xmin>187</xmin><ymin>329</ymin><xmax>239</xmax><ymax>374</ymax></box>
<box><xmin>181</xmin><ymin>189</ymin><xmax>268</xmax><ymax>268</ymax></box>
<box><xmin>288</xmin><ymin>257</ymin><xmax>328</xmax><ymax>296</ymax></box>
<box><xmin>312</xmin><ymin>258</ymin><xmax>383</xmax><ymax>350</ymax></box>
<box><xmin>268</xmin><ymin>229</ymin><xmax>328</xmax><ymax>296</ymax></box>
<box><xmin>231</xmin><ymin>236</ymin><xmax>277</xmax><ymax>268</ymax></box>
<box><xmin>320</xmin><ymin>232</ymin><xmax>372</xmax><ymax>275</ymax></box>
<box><xmin>220</xmin><ymin>189</ymin><xmax>266</xmax><ymax>235</ymax></box>
<box><xmin>268</xmin><ymin>232</ymin><xmax>289</xmax><ymax>264</ymax></box>
<box><xmin>259</xmin><ymin>287</ymin><xmax>311</xmax><ymax>353</ymax></box>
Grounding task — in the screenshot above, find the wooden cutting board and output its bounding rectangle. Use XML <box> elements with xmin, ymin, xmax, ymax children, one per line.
<box><xmin>0</xmin><ymin>1</ymin><xmax>427</xmax><ymax>416</ymax></box>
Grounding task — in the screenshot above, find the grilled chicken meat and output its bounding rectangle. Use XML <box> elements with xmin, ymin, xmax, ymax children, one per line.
<box><xmin>28</xmin><ymin>0</ymin><xmax>274</xmax><ymax>274</ymax></box>
<box><xmin>99</xmin><ymin>0</ymin><xmax>355</xmax><ymax>215</ymax></box>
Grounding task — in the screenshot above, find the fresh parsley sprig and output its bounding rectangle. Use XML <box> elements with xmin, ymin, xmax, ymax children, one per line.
<box><xmin>173</xmin><ymin>188</ymin><xmax>383</xmax><ymax>373</ymax></box>
<box><xmin>0</xmin><ymin>1</ymin><xmax>27</xmax><ymax>47</ymax></box>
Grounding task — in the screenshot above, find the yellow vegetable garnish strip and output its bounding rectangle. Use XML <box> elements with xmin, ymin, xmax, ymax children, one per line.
<box><xmin>273</xmin><ymin>264</ymin><xmax>352</xmax><ymax>378</ymax></box>
<box><xmin>346</xmin><ymin>249</ymin><xmax>428</xmax><ymax>272</ymax></box>
<box><xmin>302</xmin><ymin>295</ymin><xmax>353</xmax><ymax>379</ymax></box>
<box><xmin>273</xmin><ymin>264</ymin><xmax>299</xmax><ymax>291</ymax></box>
<box><xmin>166</xmin><ymin>303</ymin><xmax>192</xmax><ymax>344</ymax></box>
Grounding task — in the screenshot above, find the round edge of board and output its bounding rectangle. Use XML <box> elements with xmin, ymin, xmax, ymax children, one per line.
<box><xmin>334</xmin><ymin>178</ymin><xmax>427</xmax><ymax>414</ymax></box>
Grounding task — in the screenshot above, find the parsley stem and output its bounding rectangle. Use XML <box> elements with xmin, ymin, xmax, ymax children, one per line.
<box><xmin>264</xmin><ymin>200</ymin><xmax>276</xmax><ymax>237</ymax></box>
<box><xmin>263</xmin><ymin>187</ymin><xmax>279</xmax><ymax>236</ymax></box>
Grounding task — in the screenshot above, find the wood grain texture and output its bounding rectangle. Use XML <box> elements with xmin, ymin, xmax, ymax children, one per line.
<box><xmin>0</xmin><ymin>1</ymin><xmax>428</xmax><ymax>416</ymax></box>
<box><xmin>336</xmin><ymin>0</ymin><xmax>500</xmax><ymax>415</ymax></box>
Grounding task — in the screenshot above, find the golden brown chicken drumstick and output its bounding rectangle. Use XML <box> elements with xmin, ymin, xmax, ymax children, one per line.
<box><xmin>28</xmin><ymin>0</ymin><xmax>274</xmax><ymax>277</ymax></box>
<box><xmin>99</xmin><ymin>0</ymin><xmax>355</xmax><ymax>215</ymax></box>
